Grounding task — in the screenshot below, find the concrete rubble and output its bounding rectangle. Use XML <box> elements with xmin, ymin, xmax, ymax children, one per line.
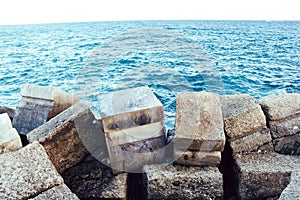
<box><xmin>260</xmin><ymin>93</ymin><xmax>300</xmax><ymax>155</ymax></box>
<box><xmin>174</xmin><ymin>92</ymin><xmax>225</xmax><ymax>166</ymax></box>
<box><xmin>0</xmin><ymin>113</ymin><xmax>22</xmax><ymax>153</ymax></box>
<box><xmin>98</xmin><ymin>86</ymin><xmax>167</xmax><ymax>173</ymax></box>
<box><xmin>221</xmin><ymin>94</ymin><xmax>272</xmax><ymax>153</ymax></box>
<box><xmin>13</xmin><ymin>84</ymin><xmax>79</xmax><ymax>135</ymax></box>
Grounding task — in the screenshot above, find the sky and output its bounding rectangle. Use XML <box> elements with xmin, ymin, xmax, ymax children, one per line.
<box><xmin>0</xmin><ymin>0</ymin><xmax>299</xmax><ymax>25</ymax></box>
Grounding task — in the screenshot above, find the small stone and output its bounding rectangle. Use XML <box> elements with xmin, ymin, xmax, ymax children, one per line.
<box><xmin>27</xmin><ymin>102</ymin><xmax>108</xmax><ymax>173</ymax></box>
<box><xmin>143</xmin><ymin>163</ymin><xmax>223</xmax><ymax>199</ymax></box>
<box><xmin>270</xmin><ymin>115</ymin><xmax>300</xmax><ymax>138</ymax></box>
<box><xmin>0</xmin><ymin>142</ymin><xmax>64</xmax><ymax>199</ymax></box>
<box><xmin>29</xmin><ymin>184</ymin><xmax>79</xmax><ymax>200</ymax></box>
<box><xmin>174</xmin><ymin>150</ymin><xmax>221</xmax><ymax>167</ymax></box>
<box><xmin>273</xmin><ymin>133</ymin><xmax>300</xmax><ymax>156</ymax></box>
<box><xmin>221</xmin><ymin>94</ymin><xmax>266</xmax><ymax>141</ymax></box>
<box><xmin>175</xmin><ymin>92</ymin><xmax>225</xmax><ymax>152</ymax></box>
<box><xmin>259</xmin><ymin>93</ymin><xmax>300</xmax><ymax>121</ymax></box>
<box><xmin>230</xmin><ymin>128</ymin><xmax>272</xmax><ymax>153</ymax></box>
<box><xmin>234</xmin><ymin>152</ymin><xmax>300</xmax><ymax>199</ymax></box>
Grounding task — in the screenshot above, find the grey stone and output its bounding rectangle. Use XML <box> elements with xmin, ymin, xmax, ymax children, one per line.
<box><xmin>279</xmin><ymin>172</ymin><xmax>300</xmax><ymax>200</ymax></box>
<box><xmin>27</xmin><ymin>102</ymin><xmax>108</xmax><ymax>174</ymax></box>
<box><xmin>260</xmin><ymin>93</ymin><xmax>300</xmax><ymax>121</ymax></box>
<box><xmin>0</xmin><ymin>142</ymin><xmax>64</xmax><ymax>199</ymax></box>
<box><xmin>0</xmin><ymin>113</ymin><xmax>22</xmax><ymax>154</ymax></box>
<box><xmin>230</xmin><ymin>128</ymin><xmax>272</xmax><ymax>153</ymax></box>
<box><xmin>30</xmin><ymin>184</ymin><xmax>79</xmax><ymax>200</ymax></box>
<box><xmin>270</xmin><ymin>115</ymin><xmax>300</xmax><ymax>138</ymax></box>
<box><xmin>221</xmin><ymin>94</ymin><xmax>266</xmax><ymax>141</ymax></box>
<box><xmin>0</xmin><ymin>106</ymin><xmax>15</xmax><ymax>121</ymax></box>
<box><xmin>173</xmin><ymin>150</ymin><xmax>221</xmax><ymax>167</ymax></box>
<box><xmin>234</xmin><ymin>152</ymin><xmax>300</xmax><ymax>199</ymax></box>
<box><xmin>143</xmin><ymin>163</ymin><xmax>223</xmax><ymax>200</ymax></box>
<box><xmin>13</xmin><ymin>84</ymin><xmax>79</xmax><ymax>135</ymax></box>
<box><xmin>175</xmin><ymin>92</ymin><xmax>225</xmax><ymax>152</ymax></box>
<box><xmin>62</xmin><ymin>154</ymin><xmax>127</xmax><ymax>199</ymax></box>
<box><xmin>273</xmin><ymin>133</ymin><xmax>300</xmax><ymax>155</ymax></box>
<box><xmin>98</xmin><ymin>86</ymin><xmax>166</xmax><ymax>173</ymax></box>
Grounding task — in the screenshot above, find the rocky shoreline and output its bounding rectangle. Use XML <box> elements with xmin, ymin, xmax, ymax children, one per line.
<box><xmin>0</xmin><ymin>84</ymin><xmax>299</xmax><ymax>199</ymax></box>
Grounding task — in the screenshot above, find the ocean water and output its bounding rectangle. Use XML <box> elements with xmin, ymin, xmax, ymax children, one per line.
<box><xmin>0</xmin><ymin>20</ymin><xmax>299</xmax><ymax>128</ymax></box>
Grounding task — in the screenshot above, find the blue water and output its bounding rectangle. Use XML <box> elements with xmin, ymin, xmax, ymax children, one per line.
<box><xmin>1</xmin><ymin>20</ymin><xmax>299</xmax><ymax>128</ymax></box>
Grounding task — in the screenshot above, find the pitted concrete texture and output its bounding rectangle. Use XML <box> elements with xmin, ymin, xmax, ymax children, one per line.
<box><xmin>279</xmin><ymin>172</ymin><xmax>300</xmax><ymax>200</ymax></box>
<box><xmin>29</xmin><ymin>184</ymin><xmax>79</xmax><ymax>200</ymax></box>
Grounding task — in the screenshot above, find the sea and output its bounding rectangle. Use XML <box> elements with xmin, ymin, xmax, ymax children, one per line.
<box><xmin>0</xmin><ymin>20</ymin><xmax>299</xmax><ymax>128</ymax></box>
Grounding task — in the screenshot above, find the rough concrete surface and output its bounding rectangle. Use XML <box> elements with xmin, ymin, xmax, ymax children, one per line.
<box><xmin>270</xmin><ymin>115</ymin><xmax>300</xmax><ymax>138</ymax></box>
<box><xmin>273</xmin><ymin>133</ymin><xmax>300</xmax><ymax>155</ymax></box>
<box><xmin>279</xmin><ymin>172</ymin><xmax>300</xmax><ymax>200</ymax></box>
<box><xmin>30</xmin><ymin>184</ymin><xmax>79</xmax><ymax>200</ymax></box>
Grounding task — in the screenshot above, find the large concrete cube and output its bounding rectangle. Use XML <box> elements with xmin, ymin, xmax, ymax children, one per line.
<box><xmin>0</xmin><ymin>142</ymin><xmax>64</xmax><ymax>199</ymax></box>
<box><xmin>0</xmin><ymin>113</ymin><xmax>22</xmax><ymax>153</ymax></box>
<box><xmin>98</xmin><ymin>86</ymin><xmax>166</xmax><ymax>172</ymax></box>
<box><xmin>27</xmin><ymin>102</ymin><xmax>108</xmax><ymax>173</ymax></box>
<box><xmin>143</xmin><ymin>164</ymin><xmax>223</xmax><ymax>199</ymax></box>
<box><xmin>13</xmin><ymin>84</ymin><xmax>79</xmax><ymax>135</ymax></box>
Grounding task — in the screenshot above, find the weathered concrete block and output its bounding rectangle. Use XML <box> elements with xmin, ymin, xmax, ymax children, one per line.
<box><xmin>273</xmin><ymin>133</ymin><xmax>300</xmax><ymax>155</ymax></box>
<box><xmin>143</xmin><ymin>164</ymin><xmax>223</xmax><ymax>200</ymax></box>
<box><xmin>27</xmin><ymin>102</ymin><xmax>108</xmax><ymax>174</ymax></box>
<box><xmin>29</xmin><ymin>184</ymin><xmax>79</xmax><ymax>200</ymax></box>
<box><xmin>13</xmin><ymin>84</ymin><xmax>79</xmax><ymax>135</ymax></box>
<box><xmin>270</xmin><ymin>115</ymin><xmax>300</xmax><ymax>138</ymax></box>
<box><xmin>0</xmin><ymin>106</ymin><xmax>15</xmax><ymax>120</ymax></box>
<box><xmin>221</xmin><ymin>94</ymin><xmax>266</xmax><ymax>141</ymax></box>
<box><xmin>173</xmin><ymin>150</ymin><xmax>221</xmax><ymax>167</ymax></box>
<box><xmin>279</xmin><ymin>172</ymin><xmax>300</xmax><ymax>200</ymax></box>
<box><xmin>260</xmin><ymin>93</ymin><xmax>300</xmax><ymax>121</ymax></box>
<box><xmin>62</xmin><ymin>154</ymin><xmax>127</xmax><ymax>199</ymax></box>
<box><xmin>0</xmin><ymin>142</ymin><xmax>64</xmax><ymax>199</ymax></box>
<box><xmin>175</xmin><ymin>92</ymin><xmax>225</xmax><ymax>152</ymax></box>
<box><xmin>0</xmin><ymin>113</ymin><xmax>22</xmax><ymax>154</ymax></box>
<box><xmin>230</xmin><ymin>128</ymin><xmax>272</xmax><ymax>153</ymax></box>
<box><xmin>99</xmin><ymin>86</ymin><xmax>166</xmax><ymax>172</ymax></box>
<box><xmin>233</xmin><ymin>152</ymin><xmax>300</xmax><ymax>199</ymax></box>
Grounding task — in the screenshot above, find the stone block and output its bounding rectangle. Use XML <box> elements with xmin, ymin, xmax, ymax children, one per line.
<box><xmin>62</xmin><ymin>154</ymin><xmax>127</xmax><ymax>199</ymax></box>
<box><xmin>221</xmin><ymin>94</ymin><xmax>266</xmax><ymax>140</ymax></box>
<box><xmin>98</xmin><ymin>86</ymin><xmax>166</xmax><ymax>172</ymax></box>
<box><xmin>270</xmin><ymin>115</ymin><xmax>300</xmax><ymax>138</ymax></box>
<box><xmin>143</xmin><ymin>164</ymin><xmax>223</xmax><ymax>200</ymax></box>
<box><xmin>233</xmin><ymin>152</ymin><xmax>300</xmax><ymax>199</ymax></box>
<box><xmin>0</xmin><ymin>142</ymin><xmax>64</xmax><ymax>199</ymax></box>
<box><xmin>279</xmin><ymin>172</ymin><xmax>300</xmax><ymax>200</ymax></box>
<box><xmin>175</xmin><ymin>92</ymin><xmax>225</xmax><ymax>152</ymax></box>
<box><xmin>13</xmin><ymin>84</ymin><xmax>79</xmax><ymax>135</ymax></box>
<box><xmin>0</xmin><ymin>106</ymin><xmax>15</xmax><ymax>121</ymax></box>
<box><xmin>173</xmin><ymin>150</ymin><xmax>221</xmax><ymax>167</ymax></box>
<box><xmin>0</xmin><ymin>112</ymin><xmax>13</xmax><ymax>131</ymax></box>
<box><xmin>273</xmin><ymin>133</ymin><xmax>300</xmax><ymax>155</ymax></box>
<box><xmin>29</xmin><ymin>184</ymin><xmax>79</xmax><ymax>200</ymax></box>
<box><xmin>27</xmin><ymin>102</ymin><xmax>108</xmax><ymax>173</ymax></box>
<box><xmin>259</xmin><ymin>93</ymin><xmax>300</xmax><ymax>121</ymax></box>
<box><xmin>230</xmin><ymin>128</ymin><xmax>272</xmax><ymax>153</ymax></box>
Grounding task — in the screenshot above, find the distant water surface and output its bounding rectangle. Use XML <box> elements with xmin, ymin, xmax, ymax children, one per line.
<box><xmin>0</xmin><ymin>20</ymin><xmax>299</xmax><ymax>128</ymax></box>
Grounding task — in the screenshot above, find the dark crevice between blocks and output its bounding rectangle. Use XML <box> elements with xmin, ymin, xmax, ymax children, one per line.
<box><xmin>20</xmin><ymin>134</ymin><xmax>29</xmax><ymax>146</ymax></box>
<box><xmin>219</xmin><ymin>137</ymin><xmax>241</xmax><ymax>200</ymax></box>
<box><xmin>126</xmin><ymin>173</ymin><xmax>147</xmax><ymax>200</ymax></box>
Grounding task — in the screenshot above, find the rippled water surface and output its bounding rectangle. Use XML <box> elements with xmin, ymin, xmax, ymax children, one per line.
<box><xmin>1</xmin><ymin>21</ymin><xmax>299</xmax><ymax>127</ymax></box>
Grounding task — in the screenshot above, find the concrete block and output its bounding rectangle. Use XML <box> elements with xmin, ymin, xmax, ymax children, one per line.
<box><xmin>0</xmin><ymin>142</ymin><xmax>64</xmax><ymax>199</ymax></box>
<box><xmin>279</xmin><ymin>172</ymin><xmax>300</xmax><ymax>200</ymax></box>
<box><xmin>0</xmin><ymin>112</ymin><xmax>13</xmax><ymax>131</ymax></box>
<box><xmin>27</xmin><ymin>102</ymin><xmax>108</xmax><ymax>173</ymax></box>
<box><xmin>270</xmin><ymin>115</ymin><xmax>300</xmax><ymax>138</ymax></box>
<box><xmin>221</xmin><ymin>94</ymin><xmax>266</xmax><ymax>140</ymax></box>
<box><xmin>273</xmin><ymin>133</ymin><xmax>300</xmax><ymax>155</ymax></box>
<box><xmin>29</xmin><ymin>184</ymin><xmax>79</xmax><ymax>200</ymax></box>
<box><xmin>0</xmin><ymin>106</ymin><xmax>15</xmax><ymax>120</ymax></box>
<box><xmin>233</xmin><ymin>152</ymin><xmax>300</xmax><ymax>199</ymax></box>
<box><xmin>175</xmin><ymin>92</ymin><xmax>225</xmax><ymax>152</ymax></box>
<box><xmin>174</xmin><ymin>150</ymin><xmax>221</xmax><ymax>167</ymax></box>
<box><xmin>13</xmin><ymin>84</ymin><xmax>79</xmax><ymax>135</ymax></box>
<box><xmin>62</xmin><ymin>154</ymin><xmax>127</xmax><ymax>199</ymax></box>
<box><xmin>260</xmin><ymin>93</ymin><xmax>300</xmax><ymax>121</ymax></box>
<box><xmin>230</xmin><ymin>128</ymin><xmax>272</xmax><ymax>153</ymax></box>
<box><xmin>143</xmin><ymin>164</ymin><xmax>223</xmax><ymax>200</ymax></box>
<box><xmin>98</xmin><ymin>86</ymin><xmax>166</xmax><ymax>172</ymax></box>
